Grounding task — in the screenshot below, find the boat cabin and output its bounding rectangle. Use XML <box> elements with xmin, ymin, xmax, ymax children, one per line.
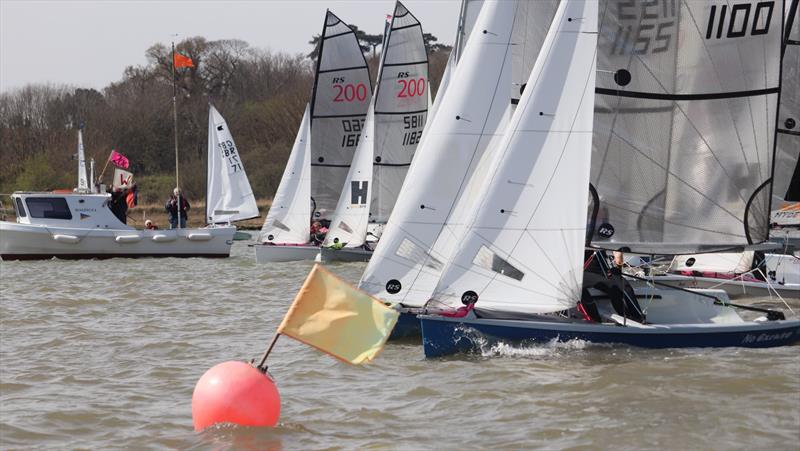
<box><xmin>8</xmin><ymin>192</ymin><xmax>133</xmax><ymax>230</ymax></box>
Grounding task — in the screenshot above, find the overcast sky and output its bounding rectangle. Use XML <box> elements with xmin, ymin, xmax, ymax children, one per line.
<box><xmin>0</xmin><ymin>0</ymin><xmax>461</xmax><ymax>93</ymax></box>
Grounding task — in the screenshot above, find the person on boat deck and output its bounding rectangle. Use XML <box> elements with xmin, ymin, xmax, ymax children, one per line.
<box><xmin>581</xmin><ymin>248</ymin><xmax>646</xmax><ymax>323</ymax></box>
<box><xmin>165</xmin><ymin>188</ymin><xmax>190</xmax><ymax>229</ymax></box>
<box><xmin>108</xmin><ymin>186</ymin><xmax>129</xmax><ymax>224</ymax></box>
<box><xmin>310</xmin><ymin>221</ymin><xmax>328</xmax><ymax>244</ymax></box>
<box><xmin>145</xmin><ymin>219</ymin><xmax>158</xmax><ymax>230</ymax></box>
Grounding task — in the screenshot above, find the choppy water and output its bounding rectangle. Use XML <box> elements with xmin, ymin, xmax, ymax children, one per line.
<box><xmin>1</xmin><ymin>242</ymin><xmax>799</xmax><ymax>450</ymax></box>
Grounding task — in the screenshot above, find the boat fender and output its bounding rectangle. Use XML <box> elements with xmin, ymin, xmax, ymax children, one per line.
<box><xmin>152</xmin><ymin>234</ymin><xmax>177</xmax><ymax>242</ymax></box>
<box><xmin>188</xmin><ymin>233</ymin><xmax>213</xmax><ymax>241</ymax></box>
<box><xmin>115</xmin><ymin>235</ymin><xmax>142</xmax><ymax>243</ymax></box>
<box><xmin>52</xmin><ymin>234</ymin><xmax>80</xmax><ymax>244</ymax></box>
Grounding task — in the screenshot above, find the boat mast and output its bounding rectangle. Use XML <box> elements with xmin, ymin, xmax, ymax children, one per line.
<box><xmin>172</xmin><ymin>41</ymin><xmax>182</xmax><ymax>229</ymax></box>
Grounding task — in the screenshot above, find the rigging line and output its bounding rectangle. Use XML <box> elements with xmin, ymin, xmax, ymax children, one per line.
<box><xmin>397</xmin><ymin>18</ymin><xmax>520</xmax><ymax>301</ymax></box>
<box><xmin>682</xmin><ymin>1</ymin><xmax>766</xmax><ymax>197</ymax></box>
<box><xmin>608</xmin><ymin>129</ymin><xmax>748</xmax><ymax>223</ymax></box>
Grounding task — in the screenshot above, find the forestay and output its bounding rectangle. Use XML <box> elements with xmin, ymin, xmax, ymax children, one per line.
<box><xmin>430</xmin><ymin>0</ymin><xmax>598</xmax><ymax>314</ymax></box>
<box><xmin>590</xmin><ymin>0</ymin><xmax>783</xmax><ymax>254</ymax></box>
<box><xmin>206</xmin><ymin>105</ymin><xmax>259</xmax><ymax>224</ymax></box>
<box><xmin>260</xmin><ymin>106</ymin><xmax>312</xmax><ymax>244</ymax></box>
<box><xmin>371</xmin><ymin>1</ymin><xmax>430</xmax><ymax>224</ymax></box>
<box><xmin>310</xmin><ymin>11</ymin><xmax>373</xmax><ymax>220</ymax></box>
<box><xmin>774</xmin><ymin>0</ymin><xmax>800</xmax><ymax>205</ymax></box>
<box><xmin>358</xmin><ymin>0</ymin><xmax>561</xmax><ymax>307</ymax></box>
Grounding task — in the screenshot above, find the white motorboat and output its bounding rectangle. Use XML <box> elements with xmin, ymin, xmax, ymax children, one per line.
<box><xmin>0</xmin><ymin>192</ymin><xmax>234</xmax><ymax>260</ymax></box>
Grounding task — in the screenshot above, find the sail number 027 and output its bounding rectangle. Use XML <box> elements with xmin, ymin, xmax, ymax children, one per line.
<box><xmin>341</xmin><ymin>118</ymin><xmax>364</xmax><ymax>148</ymax></box>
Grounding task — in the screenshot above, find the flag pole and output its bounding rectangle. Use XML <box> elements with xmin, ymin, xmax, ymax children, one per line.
<box><xmin>172</xmin><ymin>40</ymin><xmax>182</xmax><ymax>229</ymax></box>
<box><xmin>96</xmin><ymin>151</ymin><xmax>112</xmax><ymax>186</ymax></box>
<box><xmin>254</xmin><ymin>332</ymin><xmax>282</xmax><ymax>372</ymax></box>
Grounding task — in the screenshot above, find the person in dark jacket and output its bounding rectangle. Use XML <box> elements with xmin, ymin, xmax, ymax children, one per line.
<box><xmin>165</xmin><ymin>187</ymin><xmax>190</xmax><ymax>229</ymax></box>
<box><xmin>109</xmin><ymin>187</ymin><xmax>129</xmax><ymax>224</ymax></box>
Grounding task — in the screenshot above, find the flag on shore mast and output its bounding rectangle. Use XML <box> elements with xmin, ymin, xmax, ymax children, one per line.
<box><xmin>173</xmin><ymin>52</ymin><xmax>194</xmax><ymax>69</ymax></box>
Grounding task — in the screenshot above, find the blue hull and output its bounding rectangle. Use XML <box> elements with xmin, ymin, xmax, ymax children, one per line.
<box><xmin>389</xmin><ymin>311</ymin><xmax>422</xmax><ymax>340</ymax></box>
<box><xmin>420</xmin><ymin>316</ymin><xmax>800</xmax><ymax>357</ymax></box>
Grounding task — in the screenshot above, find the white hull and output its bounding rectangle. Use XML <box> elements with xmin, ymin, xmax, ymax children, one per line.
<box><xmin>0</xmin><ymin>221</ymin><xmax>235</xmax><ymax>260</ymax></box>
<box><xmin>253</xmin><ymin>244</ymin><xmax>320</xmax><ymax>263</ymax></box>
<box><xmin>318</xmin><ymin>246</ymin><xmax>372</xmax><ymax>263</ymax></box>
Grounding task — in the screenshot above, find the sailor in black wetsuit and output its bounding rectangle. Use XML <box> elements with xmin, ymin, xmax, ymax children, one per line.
<box><xmin>581</xmin><ymin>248</ymin><xmax>645</xmax><ymax>323</ymax></box>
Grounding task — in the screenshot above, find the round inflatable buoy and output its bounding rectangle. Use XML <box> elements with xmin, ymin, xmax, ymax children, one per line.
<box><xmin>192</xmin><ymin>361</ymin><xmax>280</xmax><ymax>431</ymax></box>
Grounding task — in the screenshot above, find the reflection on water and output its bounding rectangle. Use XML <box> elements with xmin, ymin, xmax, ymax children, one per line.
<box><xmin>1</xmin><ymin>242</ymin><xmax>798</xmax><ymax>449</ymax></box>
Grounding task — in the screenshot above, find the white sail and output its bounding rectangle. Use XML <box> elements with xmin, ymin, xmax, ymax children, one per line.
<box><xmin>358</xmin><ymin>0</ymin><xmax>517</xmax><ymax>304</ymax></box>
<box><xmin>206</xmin><ymin>105</ymin><xmax>259</xmax><ymax>224</ymax></box>
<box><xmin>431</xmin><ymin>0</ymin><xmax>598</xmax><ymax>314</ymax></box>
<box><xmin>309</xmin><ymin>11</ymin><xmax>373</xmax><ymax>220</ymax></box>
<box><xmin>358</xmin><ymin>0</ymin><xmax>560</xmax><ymax>307</ymax></box>
<box><xmin>371</xmin><ymin>1</ymin><xmax>430</xmax><ymax>224</ymax></box>
<box><xmin>260</xmin><ymin>105</ymin><xmax>312</xmax><ymax>244</ymax></box>
<box><xmin>77</xmin><ymin>129</ymin><xmax>89</xmax><ymax>192</ymax></box>
<box><xmin>323</xmin><ymin>103</ymin><xmax>376</xmax><ymax>248</ymax></box>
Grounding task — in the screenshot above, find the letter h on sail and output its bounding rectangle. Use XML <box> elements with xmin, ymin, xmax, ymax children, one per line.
<box><xmin>351</xmin><ymin>181</ymin><xmax>369</xmax><ymax>205</ymax></box>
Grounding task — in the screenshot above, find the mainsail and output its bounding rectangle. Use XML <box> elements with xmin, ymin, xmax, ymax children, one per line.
<box><xmin>310</xmin><ymin>11</ymin><xmax>373</xmax><ymax>220</ymax></box>
<box><xmin>206</xmin><ymin>105</ymin><xmax>259</xmax><ymax>224</ymax></box>
<box><xmin>430</xmin><ymin>0</ymin><xmax>598</xmax><ymax>313</ymax></box>
<box><xmin>774</xmin><ymin>0</ymin><xmax>800</xmax><ymax>205</ymax></box>
<box><xmin>77</xmin><ymin>129</ymin><xmax>89</xmax><ymax>192</ymax></box>
<box><xmin>358</xmin><ymin>0</ymin><xmax>560</xmax><ymax>307</ymax></box>
<box><xmin>323</xmin><ymin>1</ymin><xmax>429</xmax><ymax>248</ymax></box>
<box><xmin>260</xmin><ymin>106</ymin><xmax>312</xmax><ymax>244</ymax></box>
<box><xmin>590</xmin><ymin>0</ymin><xmax>783</xmax><ymax>254</ymax></box>
<box><xmin>371</xmin><ymin>1</ymin><xmax>429</xmax><ymax>225</ymax></box>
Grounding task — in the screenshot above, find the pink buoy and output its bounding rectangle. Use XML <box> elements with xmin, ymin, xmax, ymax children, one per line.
<box><xmin>192</xmin><ymin>361</ymin><xmax>280</xmax><ymax>431</ymax></box>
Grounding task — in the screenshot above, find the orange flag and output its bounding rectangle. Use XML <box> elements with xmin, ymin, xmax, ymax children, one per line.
<box><xmin>173</xmin><ymin>52</ymin><xmax>194</xmax><ymax>69</ymax></box>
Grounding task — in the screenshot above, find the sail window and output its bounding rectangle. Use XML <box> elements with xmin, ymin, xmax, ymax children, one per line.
<box><xmin>472</xmin><ymin>245</ymin><xmax>524</xmax><ymax>281</ymax></box>
<box><xmin>14</xmin><ymin>197</ymin><xmax>26</xmax><ymax>217</ymax></box>
<box><xmin>396</xmin><ymin>238</ymin><xmax>443</xmax><ymax>270</ymax></box>
<box><xmin>25</xmin><ymin>197</ymin><xmax>72</xmax><ymax>220</ymax></box>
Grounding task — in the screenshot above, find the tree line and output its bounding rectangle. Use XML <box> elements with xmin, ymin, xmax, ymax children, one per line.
<box><xmin>0</xmin><ymin>34</ymin><xmax>450</xmax><ymax>205</ymax></box>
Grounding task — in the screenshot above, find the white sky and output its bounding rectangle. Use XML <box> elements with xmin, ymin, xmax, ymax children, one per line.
<box><xmin>0</xmin><ymin>0</ymin><xmax>461</xmax><ymax>93</ymax></box>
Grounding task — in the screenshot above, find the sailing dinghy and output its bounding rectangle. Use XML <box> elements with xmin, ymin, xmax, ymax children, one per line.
<box><xmin>415</xmin><ymin>0</ymin><xmax>800</xmax><ymax>357</ymax></box>
<box><xmin>255</xmin><ymin>10</ymin><xmax>372</xmax><ymax>263</ymax></box>
<box><xmin>319</xmin><ymin>1</ymin><xmax>430</xmax><ymax>262</ymax></box>
<box><xmin>356</xmin><ymin>0</ymin><xmax>561</xmax><ymax>337</ymax></box>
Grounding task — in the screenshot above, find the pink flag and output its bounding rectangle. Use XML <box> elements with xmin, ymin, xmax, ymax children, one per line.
<box><xmin>109</xmin><ymin>149</ymin><xmax>129</xmax><ymax>169</ymax></box>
